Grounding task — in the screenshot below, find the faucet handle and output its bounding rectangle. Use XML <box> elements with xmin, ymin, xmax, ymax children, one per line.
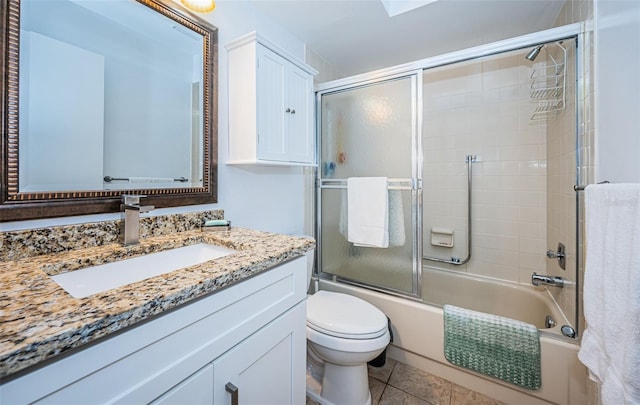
<box><xmin>122</xmin><ymin>194</ymin><xmax>147</xmax><ymax>205</ymax></box>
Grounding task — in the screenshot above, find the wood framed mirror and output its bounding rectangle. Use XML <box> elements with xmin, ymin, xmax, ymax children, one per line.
<box><xmin>0</xmin><ymin>0</ymin><xmax>218</xmax><ymax>221</ymax></box>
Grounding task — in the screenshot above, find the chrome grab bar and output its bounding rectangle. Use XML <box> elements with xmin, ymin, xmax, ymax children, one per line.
<box><xmin>423</xmin><ymin>155</ymin><xmax>477</xmax><ymax>266</ymax></box>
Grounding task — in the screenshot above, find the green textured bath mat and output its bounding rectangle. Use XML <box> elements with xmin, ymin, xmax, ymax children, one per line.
<box><xmin>443</xmin><ymin>304</ymin><xmax>541</xmax><ymax>390</ymax></box>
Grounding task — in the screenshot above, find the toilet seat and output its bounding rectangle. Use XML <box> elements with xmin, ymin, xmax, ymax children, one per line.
<box><xmin>307</xmin><ymin>290</ymin><xmax>388</xmax><ymax>339</ymax></box>
<box><xmin>307</xmin><ymin>325</ymin><xmax>390</xmax><ymax>353</ymax></box>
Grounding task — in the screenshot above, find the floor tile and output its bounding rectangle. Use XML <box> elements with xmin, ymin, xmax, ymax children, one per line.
<box><xmin>370</xmin><ymin>377</ymin><xmax>387</xmax><ymax>405</ymax></box>
<box><xmin>388</xmin><ymin>362</ymin><xmax>452</xmax><ymax>405</ymax></box>
<box><xmin>368</xmin><ymin>357</ymin><xmax>397</xmax><ymax>383</ymax></box>
<box><xmin>307</xmin><ymin>359</ymin><xmax>507</xmax><ymax>405</ymax></box>
<box><xmin>379</xmin><ymin>385</ymin><xmax>431</xmax><ymax>405</ymax></box>
<box><xmin>450</xmin><ymin>383</ymin><xmax>506</xmax><ymax>405</ymax></box>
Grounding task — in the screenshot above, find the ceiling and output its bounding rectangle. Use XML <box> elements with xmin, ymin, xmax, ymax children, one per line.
<box><xmin>245</xmin><ymin>0</ymin><xmax>565</xmax><ymax>78</ymax></box>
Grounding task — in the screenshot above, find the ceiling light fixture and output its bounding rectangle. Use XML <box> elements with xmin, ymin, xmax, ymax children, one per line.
<box><xmin>180</xmin><ymin>0</ymin><xmax>216</xmax><ymax>13</ymax></box>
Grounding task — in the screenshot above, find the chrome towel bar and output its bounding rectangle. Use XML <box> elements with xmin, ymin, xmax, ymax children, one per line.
<box><xmin>574</xmin><ymin>180</ymin><xmax>610</xmax><ymax>191</ymax></box>
<box><xmin>319</xmin><ymin>178</ymin><xmax>416</xmax><ymax>191</ymax></box>
<box><xmin>104</xmin><ymin>176</ymin><xmax>189</xmax><ymax>183</ymax></box>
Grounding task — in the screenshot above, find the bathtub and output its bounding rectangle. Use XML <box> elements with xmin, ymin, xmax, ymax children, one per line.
<box><xmin>421</xmin><ymin>266</ymin><xmax>569</xmax><ymax>334</ymax></box>
<box><xmin>318</xmin><ymin>269</ymin><xmax>589</xmax><ymax>405</ymax></box>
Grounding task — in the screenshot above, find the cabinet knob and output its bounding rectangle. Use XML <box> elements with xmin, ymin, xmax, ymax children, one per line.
<box><xmin>285</xmin><ymin>108</ymin><xmax>291</xmax><ymax>113</ymax></box>
<box><xmin>290</xmin><ymin>109</ymin><xmax>296</xmax><ymax>114</ymax></box>
<box><xmin>225</xmin><ymin>382</ymin><xmax>239</xmax><ymax>405</ymax></box>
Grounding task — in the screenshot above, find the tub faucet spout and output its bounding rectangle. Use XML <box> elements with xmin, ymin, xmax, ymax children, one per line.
<box><xmin>531</xmin><ymin>272</ymin><xmax>564</xmax><ymax>288</ymax></box>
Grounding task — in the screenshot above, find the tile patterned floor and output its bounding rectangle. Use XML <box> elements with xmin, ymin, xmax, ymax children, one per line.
<box><xmin>307</xmin><ymin>358</ymin><xmax>506</xmax><ymax>405</ymax></box>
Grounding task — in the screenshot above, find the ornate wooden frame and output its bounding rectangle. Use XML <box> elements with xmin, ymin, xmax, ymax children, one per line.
<box><xmin>0</xmin><ymin>0</ymin><xmax>218</xmax><ymax>221</ymax></box>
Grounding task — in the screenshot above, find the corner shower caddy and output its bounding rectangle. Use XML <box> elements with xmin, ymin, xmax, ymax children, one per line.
<box><xmin>530</xmin><ymin>42</ymin><xmax>566</xmax><ymax>120</ymax></box>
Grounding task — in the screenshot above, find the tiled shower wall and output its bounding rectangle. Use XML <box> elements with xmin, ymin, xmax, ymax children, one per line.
<box><xmin>422</xmin><ymin>52</ymin><xmax>549</xmax><ymax>285</ymax></box>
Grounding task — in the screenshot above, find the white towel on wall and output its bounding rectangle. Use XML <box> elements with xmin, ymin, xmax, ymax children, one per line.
<box><xmin>578</xmin><ymin>183</ymin><xmax>640</xmax><ymax>405</ymax></box>
<box><xmin>347</xmin><ymin>177</ymin><xmax>389</xmax><ymax>248</ymax></box>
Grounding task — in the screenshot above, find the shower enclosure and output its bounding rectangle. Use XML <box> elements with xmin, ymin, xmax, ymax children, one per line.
<box><xmin>316</xmin><ymin>29</ymin><xmax>584</xmax><ymax>339</ymax></box>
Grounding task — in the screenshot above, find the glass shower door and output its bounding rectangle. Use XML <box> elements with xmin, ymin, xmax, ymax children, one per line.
<box><xmin>317</xmin><ymin>75</ymin><xmax>420</xmax><ymax>296</ymax></box>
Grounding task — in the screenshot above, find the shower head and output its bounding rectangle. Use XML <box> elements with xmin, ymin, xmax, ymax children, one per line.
<box><xmin>525</xmin><ymin>45</ymin><xmax>544</xmax><ymax>61</ymax></box>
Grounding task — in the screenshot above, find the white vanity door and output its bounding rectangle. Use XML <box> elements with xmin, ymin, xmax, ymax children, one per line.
<box><xmin>213</xmin><ymin>302</ymin><xmax>306</xmax><ymax>405</ymax></box>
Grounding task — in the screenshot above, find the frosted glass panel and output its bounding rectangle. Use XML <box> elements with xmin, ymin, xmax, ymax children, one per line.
<box><xmin>320</xmin><ymin>189</ymin><xmax>414</xmax><ymax>294</ymax></box>
<box><xmin>319</xmin><ymin>76</ymin><xmax>416</xmax><ymax>295</ymax></box>
<box><xmin>320</xmin><ymin>78</ymin><xmax>413</xmax><ymax>179</ymax></box>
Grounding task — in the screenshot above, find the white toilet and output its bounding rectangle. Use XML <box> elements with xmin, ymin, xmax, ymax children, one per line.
<box><xmin>304</xmin><ymin>251</ymin><xmax>390</xmax><ymax>405</ymax></box>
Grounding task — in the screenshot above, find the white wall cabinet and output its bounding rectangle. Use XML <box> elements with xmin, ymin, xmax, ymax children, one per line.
<box><xmin>227</xmin><ymin>32</ymin><xmax>317</xmax><ymax>166</ymax></box>
<box><xmin>0</xmin><ymin>257</ymin><xmax>307</xmax><ymax>405</ymax></box>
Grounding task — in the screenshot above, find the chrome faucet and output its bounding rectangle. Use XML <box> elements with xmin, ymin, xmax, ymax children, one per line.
<box><xmin>531</xmin><ymin>272</ymin><xmax>565</xmax><ymax>288</ymax></box>
<box><xmin>546</xmin><ymin>242</ymin><xmax>566</xmax><ymax>270</ymax></box>
<box><xmin>121</xmin><ymin>194</ymin><xmax>154</xmax><ymax>246</ymax></box>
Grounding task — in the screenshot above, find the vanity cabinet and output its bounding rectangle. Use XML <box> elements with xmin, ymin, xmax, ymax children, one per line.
<box><xmin>226</xmin><ymin>32</ymin><xmax>317</xmax><ymax>166</ymax></box>
<box><xmin>0</xmin><ymin>257</ymin><xmax>307</xmax><ymax>405</ymax></box>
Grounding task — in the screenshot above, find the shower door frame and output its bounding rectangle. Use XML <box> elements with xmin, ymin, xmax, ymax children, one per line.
<box><xmin>315</xmin><ymin>22</ymin><xmax>587</xmax><ymax>332</ymax></box>
<box><xmin>315</xmin><ymin>71</ymin><xmax>424</xmax><ymax>299</ymax></box>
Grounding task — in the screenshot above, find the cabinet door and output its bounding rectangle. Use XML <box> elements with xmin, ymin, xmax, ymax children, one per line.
<box><xmin>287</xmin><ymin>64</ymin><xmax>315</xmax><ymax>164</ymax></box>
<box><xmin>152</xmin><ymin>364</ymin><xmax>213</xmax><ymax>405</ymax></box>
<box><xmin>213</xmin><ymin>303</ymin><xmax>306</xmax><ymax>405</ymax></box>
<box><xmin>257</xmin><ymin>45</ymin><xmax>288</xmax><ymax>162</ymax></box>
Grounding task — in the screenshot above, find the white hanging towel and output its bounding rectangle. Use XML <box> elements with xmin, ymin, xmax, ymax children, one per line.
<box><xmin>578</xmin><ymin>183</ymin><xmax>640</xmax><ymax>405</ymax></box>
<box><xmin>388</xmin><ymin>190</ymin><xmax>406</xmax><ymax>247</ymax></box>
<box><xmin>347</xmin><ymin>177</ymin><xmax>389</xmax><ymax>248</ymax></box>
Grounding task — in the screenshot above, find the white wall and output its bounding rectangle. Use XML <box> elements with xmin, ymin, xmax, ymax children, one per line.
<box><xmin>594</xmin><ymin>0</ymin><xmax>640</xmax><ymax>183</ymax></box>
<box><xmin>1</xmin><ymin>1</ymin><xmax>309</xmax><ymax>235</ymax></box>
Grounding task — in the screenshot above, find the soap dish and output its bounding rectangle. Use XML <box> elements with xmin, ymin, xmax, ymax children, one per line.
<box><xmin>202</xmin><ymin>221</ymin><xmax>231</xmax><ymax>232</ymax></box>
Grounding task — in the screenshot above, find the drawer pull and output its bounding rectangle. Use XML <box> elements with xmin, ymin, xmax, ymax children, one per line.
<box><xmin>225</xmin><ymin>382</ymin><xmax>239</xmax><ymax>405</ymax></box>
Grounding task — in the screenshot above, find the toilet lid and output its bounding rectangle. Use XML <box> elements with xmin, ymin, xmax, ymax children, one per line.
<box><xmin>307</xmin><ymin>291</ymin><xmax>388</xmax><ymax>339</ymax></box>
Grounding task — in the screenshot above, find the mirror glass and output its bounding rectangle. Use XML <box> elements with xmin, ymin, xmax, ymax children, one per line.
<box><xmin>20</xmin><ymin>0</ymin><xmax>203</xmax><ymax>192</ymax></box>
<box><xmin>1</xmin><ymin>0</ymin><xmax>217</xmax><ymax>221</ymax></box>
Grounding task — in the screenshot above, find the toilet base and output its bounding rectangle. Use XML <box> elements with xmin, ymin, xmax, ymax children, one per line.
<box><xmin>323</xmin><ymin>362</ymin><xmax>371</xmax><ymax>405</ymax></box>
<box><xmin>306</xmin><ymin>361</ymin><xmax>372</xmax><ymax>405</ymax></box>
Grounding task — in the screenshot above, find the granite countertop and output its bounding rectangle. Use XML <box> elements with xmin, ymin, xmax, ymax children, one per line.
<box><xmin>0</xmin><ymin>227</ymin><xmax>315</xmax><ymax>379</ymax></box>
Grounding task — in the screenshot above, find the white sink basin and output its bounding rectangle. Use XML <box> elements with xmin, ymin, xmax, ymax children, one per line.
<box><xmin>51</xmin><ymin>243</ymin><xmax>236</xmax><ymax>298</ymax></box>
